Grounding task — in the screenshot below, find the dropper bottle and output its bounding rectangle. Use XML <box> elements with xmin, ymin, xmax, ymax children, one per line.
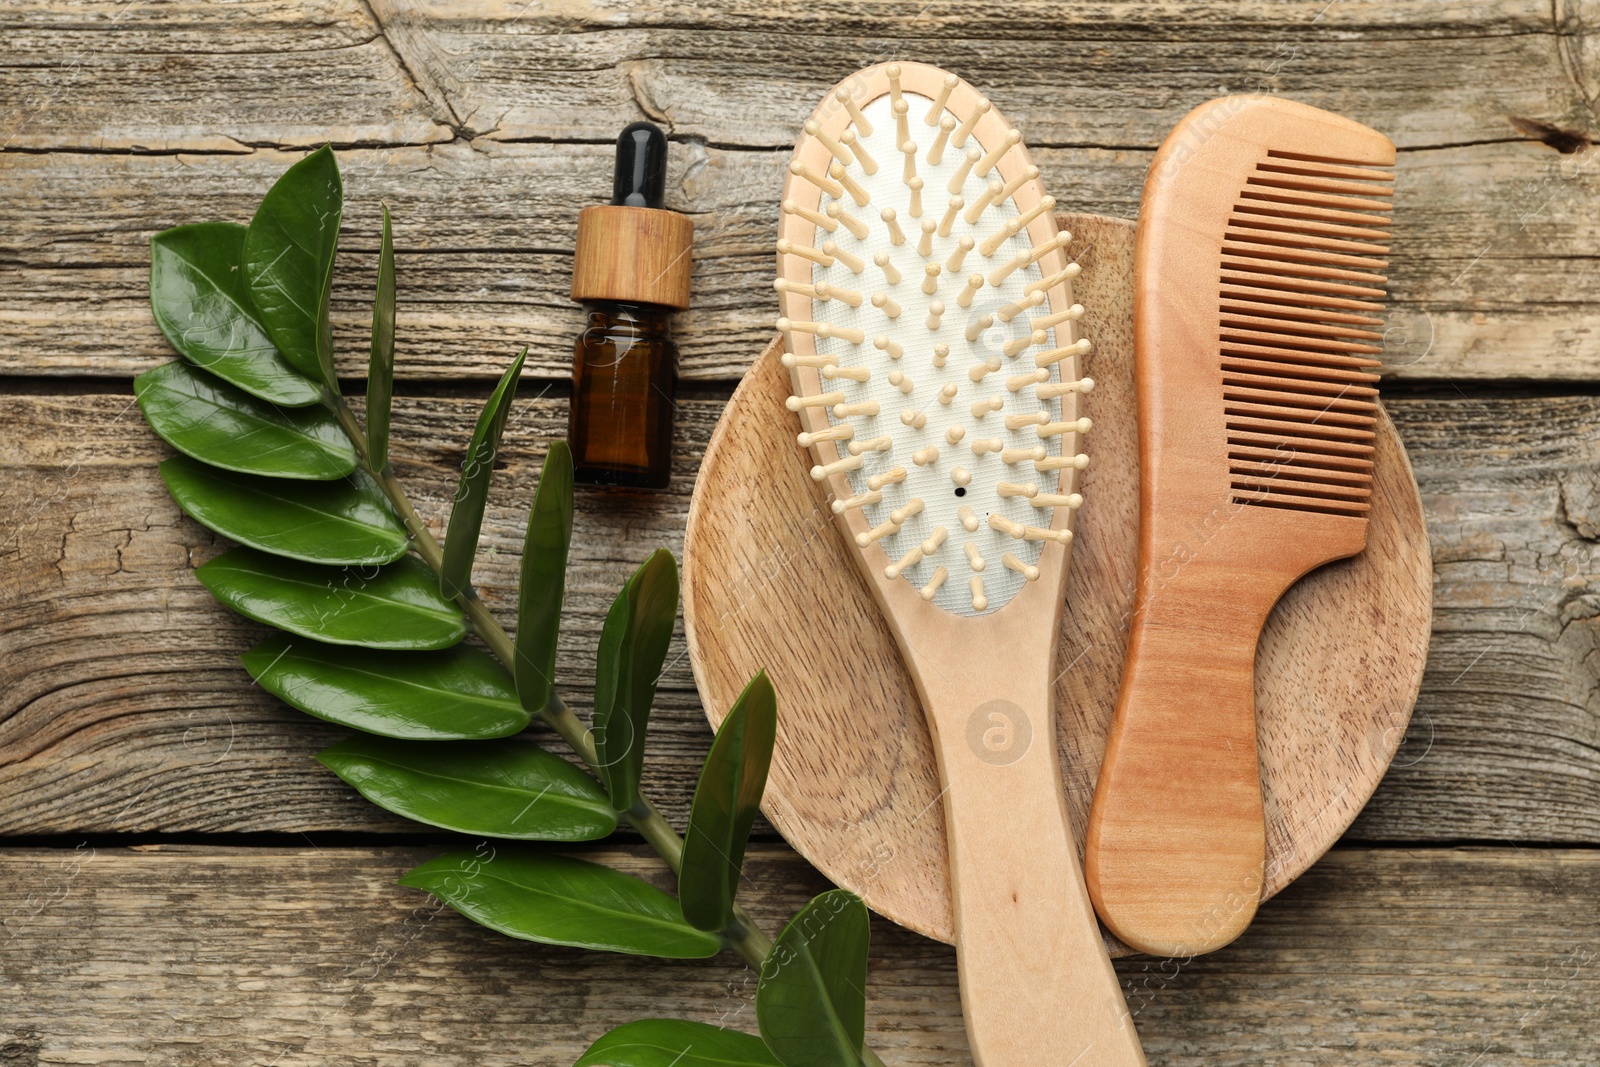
<box><xmin>567</xmin><ymin>121</ymin><xmax>694</xmax><ymax>489</ymax></box>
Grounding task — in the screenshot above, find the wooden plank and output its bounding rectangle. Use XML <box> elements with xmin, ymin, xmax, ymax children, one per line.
<box><xmin>1</xmin><ymin>140</ymin><xmax>1596</xmax><ymax>383</ymax></box>
<box><xmin>3</xmin><ymin>1</ymin><xmax>1588</xmax><ymax>151</ymax></box>
<box><xmin>2</xmin><ymin>389</ymin><xmax>1598</xmax><ymax>843</ymax></box>
<box><xmin>0</xmin><ymin>843</ymin><xmax>1594</xmax><ymax>1065</ymax></box>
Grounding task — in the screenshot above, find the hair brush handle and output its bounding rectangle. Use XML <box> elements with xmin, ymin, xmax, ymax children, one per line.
<box><xmin>916</xmin><ymin>646</ymin><xmax>1146</xmax><ymax>1066</ymax></box>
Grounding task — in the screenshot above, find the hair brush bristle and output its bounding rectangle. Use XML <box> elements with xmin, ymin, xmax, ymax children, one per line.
<box><xmin>777</xmin><ymin>63</ymin><xmax>1090</xmax><ymax>616</ymax></box>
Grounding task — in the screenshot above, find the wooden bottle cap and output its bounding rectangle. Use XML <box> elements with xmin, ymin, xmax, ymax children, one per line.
<box><xmin>570</xmin><ymin>204</ymin><xmax>694</xmax><ymax>310</ymax></box>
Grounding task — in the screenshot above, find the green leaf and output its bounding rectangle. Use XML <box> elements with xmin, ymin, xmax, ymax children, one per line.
<box><xmin>196</xmin><ymin>547</ymin><xmax>464</xmax><ymax>650</ymax></box>
<box><xmin>135</xmin><ymin>360</ymin><xmax>356</xmax><ymax>480</ymax></box>
<box><xmin>317</xmin><ymin>735</ymin><xmax>616</xmax><ymax>841</ymax></box>
<box><xmin>399</xmin><ymin>848</ymin><xmax>722</xmax><ymax>959</ymax></box>
<box><xmin>680</xmin><ymin>671</ymin><xmax>777</xmax><ymax>932</ymax></box>
<box><xmin>440</xmin><ymin>349</ymin><xmax>526</xmax><ymax>600</ymax></box>
<box><xmin>575</xmin><ymin>1020</ymin><xmax>782</xmax><ymax>1067</ymax></box>
<box><xmin>515</xmin><ymin>441</ymin><xmax>574</xmax><ymax>714</ymax></box>
<box><xmin>243</xmin><ymin>145</ymin><xmax>343</xmax><ymax>387</ymax></box>
<box><xmin>242</xmin><ymin>633</ymin><xmax>527</xmax><ymax>739</ymax></box>
<box><xmin>148</xmin><ymin>222</ymin><xmax>322</xmax><ymax>407</ymax></box>
<box><xmin>367</xmin><ymin>205</ymin><xmax>396</xmax><ymax>471</ymax></box>
<box><xmin>593</xmin><ymin>549</ymin><xmax>679</xmax><ymax>812</ymax></box>
<box><xmin>756</xmin><ymin>891</ymin><xmax>870</xmax><ymax>1067</ymax></box>
<box><xmin>160</xmin><ymin>456</ymin><xmax>408</xmax><ymax>566</ymax></box>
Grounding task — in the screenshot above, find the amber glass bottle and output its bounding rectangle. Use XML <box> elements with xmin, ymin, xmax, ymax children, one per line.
<box><xmin>567</xmin><ymin>122</ymin><xmax>694</xmax><ymax>489</ymax></box>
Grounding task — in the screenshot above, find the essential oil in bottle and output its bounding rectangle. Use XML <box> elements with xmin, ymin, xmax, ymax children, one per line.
<box><xmin>566</xmin><ymin>121</ymin><xmax>694</xmax><ymax>489</ymax></box>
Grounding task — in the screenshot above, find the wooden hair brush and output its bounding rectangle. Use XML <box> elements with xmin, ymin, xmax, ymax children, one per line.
<box><xmin>777</xmin><ymin>62</ymin><xmax>1145</xmax><ymax>1066</ymax></box>
<box><xmin>1084</xmin><ymin>96</ymin><xmax>1396</xmax><ymax>958</ymax></box>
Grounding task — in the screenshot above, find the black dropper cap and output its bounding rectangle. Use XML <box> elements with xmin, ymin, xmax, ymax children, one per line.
<box><xmin>610</xmin><ymin>121</ymin><xmax>668</xmax><ymax>209</ymax></box>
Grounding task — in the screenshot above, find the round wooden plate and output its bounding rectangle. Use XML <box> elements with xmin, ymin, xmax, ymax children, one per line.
<box><xmin>682</xmin><ymin>213</ymin><xmax>1432</xmax><ymax>954</ymax></box>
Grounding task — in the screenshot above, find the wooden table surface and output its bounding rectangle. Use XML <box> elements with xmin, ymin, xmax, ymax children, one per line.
<box><xmin>3</xmin><ymin>2</ymin><xmax>1598</xmax><ymax>1064</ymax></box>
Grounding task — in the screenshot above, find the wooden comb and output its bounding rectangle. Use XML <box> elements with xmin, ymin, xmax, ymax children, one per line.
<box><xmin>1083</xmin><ymin>96</ymin><xmax>1396</xmax><ymax>958</ymax></box>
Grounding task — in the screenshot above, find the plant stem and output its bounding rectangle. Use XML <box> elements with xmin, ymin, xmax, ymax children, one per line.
<box><xmin>332</xmin><ymin>399</ymin><xmax>779</xmax><ymax>975</ymax></box>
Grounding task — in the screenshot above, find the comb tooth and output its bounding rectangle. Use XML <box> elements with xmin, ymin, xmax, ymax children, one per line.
<box><xmin>1004</xmin><ymin>330</ymin><xmax>1046</xmax><ymax>358</ymax></box>
<box><xmin>881</xmin><ymin>208</ymin><xmax>906</xmax><ymax>246</ymax></box>
<box><xmin>925</xmin><ymin>302</ymin><xmax>945</xmax><ymax>331</ymax></box>
<box><xmin>1223</xmin><ymin>397</ymin><xmax>1377</xmax><ymax>429</ymax></box>
<box><xmin>830</xmin><ymin>163</ymin><xmax>871</xmax><ymax>206</ymax></box>
<box><xmin>1035</xmin><ymin>338</ymin><xmax>1092</xmax><ymax>366</ymax></box>
<box><xmin>821</xmin><ymin>364</ymin><xmax>870</xmax><ymax>382</ymax></box>
<box><xmin>827</xmin><ymin>201</ymin><xmax>870</xmax><ymax>240</ymax></box>
<box><xmin>996</xmin><ymin>291</ymin><xmax>1045</xmax><ymax>322</ymax></box>
<box><xmin>1229</xmin><ymin>486</ymin><xmax>1370</xmax><ymax>516</ymax></box>
<box><xmin>810</xmin><ymin>454</ymin><xmax>863</xmax><ymax>481</ymax></box>
<box><xmin>889</xmin><ymin>369</ymin><xmax>915</xmax><ymax>394</ymax></box>
<box><xmin>1220</xmin><ymin>311</ymin><xmax>1385</xmax><ymax>342</ymax></box>
<box><xmin>779</xmin><ymin>352</ymin><xmax>837</xmax><ymax>369</ymax></box>
<box><xmin>1221</xmin><ymin>355</ymin><xmax>1379</xmax><ymax>387</ymax></box>
<box><xmin>839</xmin><ymin>129</ymin><xmax>879</xmax><ymax>175</ymax></box>
<box><xmin>872</xmin><ymin>292</ymin><xmax>902</xmax><ymax>319</ymax></box>
<box><xmin>972</xmin><ymin>397</ymin><xmax>1005</xmax><ymax>417</ymax></box>
<box><xmin>966</xmin><ymin>314</ymin><xmax>996</xmax><ymax>342</ymax></box>
<box><xmin>1229</xmin><ymin>457</ymin><xmax>1373</xmax><ymax>488</ymax></box>
<box><xmin>813</xmin><ymin>281</ymin><xmax>864</xmax><ymax>308</ymax></box>
<box><xmin>999</xmin><ymin>165</ymin><xmax>1042</xmax><ymax>203</ymax></box>
<box><xmin>1221</xmin><ymin>283</ymin><xmax>1385</xmax><ymax>315</ymax></box>
<box><xmin>977</xmin><ymin>129</ymin><xmax>1022</xmax><ymax>177</ymax></box>
<box><xmin>783</xmin><ymin>199</ymin><xmax>837</xmax><ymax>233</ymax></box>
<box><xmin>833</xmin><ymin>400</ymin><xmax>881</xmax><ymax>418</ymax></box>
<box><xmin>919</xmin><ymin>567</ymin><xmax>949</xmax><ymax>601</ymax></box>
<box><xmin>1005</xmin><ymin>411</ymin><xmax>1048</xmax><ymax>431</ymax></box>
<box><xmin>831</xmin><ymin>489</ymin><xmax>882</xmax><ymax>514</ymax></box>
<box><xmin>1037</xmin><ymin>417</ymin><xmax>1092</xmax><ymax>439</ymax></box>
<box><xmin>778</xmin><ymin>238</ymin><xmax>833</xmax><ymax>267</ymax></box>
<box><xmin>939</xmin><ymin>197</ymin><xmax>964</xmax><ymax>237</ymax></box>
<box><xmin>988</xmin><ymin>249</ymin><xmax>1030</xmax><ymax>287</ymax></box>
<box><xmin>958</xmin><ymin>506</ymin><xmax>980</xmax><ymax>532</ymax></box>
<box><xmin>1035</xmin><ymin>453</ymin><xmax>1090</xmax><ymax>472</ymax></box>
<box><xmin>946</xmin><ymin>238</ymin><xmax>975</xmax><ymax>273</ymax></box>
<box><xmin>797</xmin><ymin>423</ymin><xmax>855</xmax><ymax>447</ymax></box>
<box><xmin>948</xmin><ymin>146</ymin><xmax>981</xmax><ymax>193</ymax></box>
<box><xmin>1031</xmin><ymin>303</ymin><xmax>1085</xmax><ymax>330</ymax></box>
<box><xmin>1002</xmin><ymin>553</ymin><xmax>1039</xmax><ymax>581</ymax></box>
<box><xmin>873</xmin><ymin>254</ymin><xmax>902</xmax><ymax>285</ymax></box>
<box><xmin>823</xmin><ymin>241</ymin><xmax>866</xmax><ymax>273</ymax></box>
<box><xmin>1036</xmin><ymin>376</ymin><xmax>1094</xmax><ymax>399</ymax></box>
<box><xmin>1026</xmin><ymin>263</ymin><xmax>1081</xmax><ymax>295</ymax></box>
<box><xmin>779</xmin><ymin>318</ymin><xmax>866</xmax><ymax>344</ymax></box>
<box><xmin>1226</xmin><ymin>222</ymin><xmax>1390</xmax><ymax>258</ymax></box>
<box><xmin>921</xmin><ymin>261</ymin><xmax>942</xmax><ymax>293</ymax></box>
<box><xmin>968</xmin><ymin>358</ymin><xmax>1001</xmax><ymax>383</ymax></box>
<box><xmin>849</xmin><ymin>434</ymin><xmax>894</xmax><ymax>455</ymax></box>
<box><xmin>950</xmin><ymin>465</ymin><xmax>972</xmax><ymax>486</ymax></box>
<box><xmin>785</xmin><ymin>390</ymin><xmax>845</xmax><ymax>411</ymax></box>
<box><xmin>922</xmin><ymin>526</ymin><xmax>949</xmax><ymax>555</ymax></box>
<box><xmin>1220</xmin><ymin>328</ymin><xmax>1381</xmax><ymax>357</ymax></box>
<box><xmin>1239</xmin><ymin>186</ymin><xmax>1395</xmax><ymax>216</ymax></box>
<box><xmin>1031</xmin><ymin>493</ymin><xmax>1084</xmax><ymax>509</ymax></box>
<box><xmin>912</xmin><ymin>445</ymin><xmax>939</xmax><ymax>466</ymax></box>
<box><xmin>887</xmin><ymin>62</ymin><xmax>904</xmax><ymax>109</ymax></box>
<box><xmin>789</xmin><ymin>160</ymin><xmax>843</xmax><ymax>198</ymax></box>
<box><xmin>989</xmin><ymin>514</ymin><xmax>1025</xmax><ymax>539</ymax></box>
<box><xmin>901</xmin><ymin>139</ymin><xmax>920</xmax><ymax>185</ymax></box>
<box><xmin>890</xmin><ymin>497</ymin><xmax>925</xmax><ymax>525</ymax></box>
<box><xmin>918</xmin><ymin>219</ymin><xmax>937</xmax><ymax>257</ymax></box>
<box><xmin>957</xmin><ymin>273</ymin><xmax>985</xmax><ymax>308</ymax></box>
<box><xmin>1227</xmin><ymin>428</ymin><xmax>1374</xmax><ymax>461</ymax></box>
<box><xmin>928</xmin><ymin>115</ymin><xmax>957</xmax><ymax>164</ymax></box>
<box><xmin>837</xmin><ymin>89</ymin><xmax>874</xmax><ymax>136</ymax></box>
<box><xmin>866</xmin><ymin>466</ymin><xmax>907</xmax><ymax>491</ymax></box>
<box><xmin>907</xmin><ymin>177</ymin><xmax>924</xmax><ymax>216</ymax></box>
<box><xmin>1007</xmin><ymin>370</ymin><xmax>1049</xmax><ymax>392</ymax></box>
<box><xmin>856</xmin><ymin>519</ymin><xmax>900</xmax><ymax>546</ymax></box>
<box><xmin>893</xmin><ymin>98</ymin><xmax>911</xmax><ymax>147</ymax></box>
<box><xmin>1224</xmin><ymin>413</ymin><xmax>1375</xmax><ymax>445</ymax></box>
<box><xmin>873</xmin><ymin>335</ymin><xmax>904</xmax><ymax>359</ymax></box>
<box><xmin>885</xmin><ymin>545</ymin><xmax>923</xmax><ymax>580</ymax></box>
<box><xmin>970</xmin><ymin>437</ymin><xmax>1004</xmax><ymax>456</ymax></box>
<box><xmin>1230</xmin><ymin>209</ymin><xmax>1391</xmax><ymax>243</ymax></box>
<box><xmin>1222</xmin><ymin>255</ymin><xmax>1389</xmax><ymax>288</ymax></box>
<box><xmin>805</xmin><ymin>120</ymin><xmax>852</xmax><ymax>166</ymax></box>
<box><xmin>1023</xmin><ymin>525</ymin><xmax>1071</xmax><ymax>544</ymax></box>
<box><xmin>899</xmin><ymin>408</ymin><xmax>928</xmax><ymax>429</ymax></box>
<box><xmin>997</xmin><ymin>481</ymin><xmax>1038</xmax><ymax>499</ymax></box>
<box><xmin>952</xmin><ymin>98</ymin><xmax>990</xmax><ymax>147</ymax></box>
<box><xmin>970</xmin><ymin>575</ymin><xmax>988</xmax><ymax>611</ymax></box>
<box><xmin>1003</xmin><ymin>446</ymin><xmax>1047</xmax><ymax>463</ymax></box>
<box><xmin>964</xmin><ymin>541</ymin><xmax>986</xmax><ymax>571</ymax></box>
<box><xmin>1260</xmin><ymin>152</ymin><xmax>1395</xmax><ymax>182</ymax></box>
<box><xmin>1246</xmin><ymin>171</ymin><xmax>1394</xmax><ymax>199</ymax></box>
<box><xmin>923</xmin><ymin>72</ymin><xmax>959</xmax><ymax>123</ymax></box>
<box><xmin>965</xmin><ymin>179</ymin><xmax>1004</xmax><ymax>224</ymax></box>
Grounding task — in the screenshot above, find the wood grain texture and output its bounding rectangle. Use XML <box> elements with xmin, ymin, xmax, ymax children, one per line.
<box><xmin>0</xmin><ymin>843</ymin><xmax>1595</xmax><ymax>1066</ymax></box>
<box><xmin>1</xmin><ymin>383</ymin><xmax>1597</xmax><ymax>846</ymax></box>
<box><xmin>684</xmin><ymin>214</ymin><xmax>1430</xmax><ymax>949</ymax></box>
<box><xmin>2</xmin><ymin>0</ymin><xmax>1597</xmax><ymax>382</ymax></box>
